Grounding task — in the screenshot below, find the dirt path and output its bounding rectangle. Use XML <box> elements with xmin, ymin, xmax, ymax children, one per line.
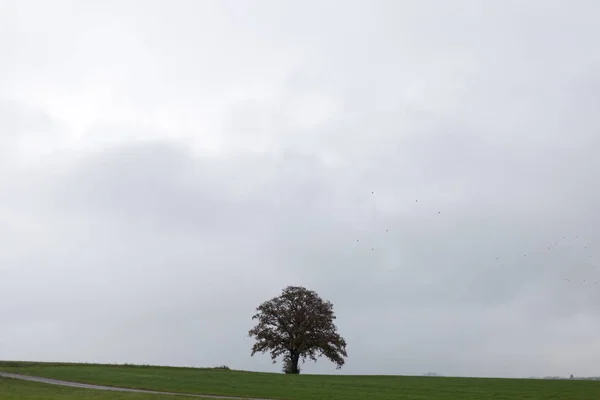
<box><xmin>0</xmin><ymin>372</ymin><xmax>275</xmax><ymax>400</ymax></box>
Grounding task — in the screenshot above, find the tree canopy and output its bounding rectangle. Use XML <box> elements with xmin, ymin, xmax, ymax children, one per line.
<box><xmin>248</xmin><ymin>286</ymin><xmax>347</xmax><ymax>374</ymax></box>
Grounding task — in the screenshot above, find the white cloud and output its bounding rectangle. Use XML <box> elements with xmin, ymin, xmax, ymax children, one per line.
<box><xmin>2</xmin><ymin>0</ymin><xmax>600</xmax><ymax>378</ymax></box>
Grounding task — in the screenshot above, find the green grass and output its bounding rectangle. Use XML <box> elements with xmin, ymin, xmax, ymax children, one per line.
<box><xmin>0</xmin><ymin>376</ymin><xmax>202</xmax><ymax>400</ymax></box>
<box><xmin>1</xmin><ymin>361</ymin><xmax>600</xmax><ymax>400</ymax></box>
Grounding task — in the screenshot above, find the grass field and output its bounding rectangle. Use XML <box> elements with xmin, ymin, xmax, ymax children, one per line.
<box><xmin>0</xmin><ymin>377</ymin><xmax>203</xmax><ymax>400</ymax></box>
<box><xmin>2</xmin><ymin>361</ymin><xmax>600</xmax><ymax>400</ymax></box>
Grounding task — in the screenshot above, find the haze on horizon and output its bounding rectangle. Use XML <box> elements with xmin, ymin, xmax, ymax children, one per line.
<box><xmin>1</xmin><ymin>0</ymin><xmax>600</xmax><ymax>379</ymax></box>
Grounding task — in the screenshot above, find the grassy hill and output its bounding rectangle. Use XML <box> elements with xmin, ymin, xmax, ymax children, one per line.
<box><xmin>0</xmin><ymin>377</ymin><xmax>193</xmax><ymax>400</ymax></box>
<box><xmin>1</xmin><ymin>361</ymin><xmax>600</xmax><ymax>400</ymax></box>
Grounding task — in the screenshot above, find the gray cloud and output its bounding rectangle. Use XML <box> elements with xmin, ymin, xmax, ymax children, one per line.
<box><xmin>2</xmin><ymin>0</ymin><xmax>600</xmax><ymax>379</ymax></box>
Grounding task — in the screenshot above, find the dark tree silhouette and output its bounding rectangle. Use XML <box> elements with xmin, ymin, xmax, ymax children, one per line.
<box><xmin>248</xmin><ymin>286</ymin><xmax>347</xmax><ymax>374</ymax></box>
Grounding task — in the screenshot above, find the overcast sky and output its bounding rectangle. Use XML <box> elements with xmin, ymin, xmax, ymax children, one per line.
<box><xmin>2</xmin><ymin>0</ymin><xmax>600</xmax><ymax>379</ymax></box>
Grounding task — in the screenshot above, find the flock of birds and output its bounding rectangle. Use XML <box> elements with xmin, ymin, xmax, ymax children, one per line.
<box><xmin>354</xmin><ymin>190</ymin><xmax>597</xmax><ymax>286</ymax></box>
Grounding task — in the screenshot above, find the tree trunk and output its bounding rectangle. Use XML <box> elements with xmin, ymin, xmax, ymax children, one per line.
<box><xmin>286</xmin><ymin>351</ymin><xmax>300</xmax><ymax>374</ymax></box>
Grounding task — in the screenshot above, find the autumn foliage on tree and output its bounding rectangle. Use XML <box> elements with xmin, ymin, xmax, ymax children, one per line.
<box><xmin>248</xmin><ymin>286</ymin><xmax>347</xmax><ymax>374</ymax></box>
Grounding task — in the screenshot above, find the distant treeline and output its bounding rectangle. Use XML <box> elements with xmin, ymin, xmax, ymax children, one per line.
<box><xmin>543</xmin><ymin>376</ymin><xmax>600</xmax><ymax>380</ymax></box>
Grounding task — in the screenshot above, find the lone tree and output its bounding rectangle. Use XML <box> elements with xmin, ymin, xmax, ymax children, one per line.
<box><xmin>248</xmin><ymin>286</ymin><xmax>347</xmax><ymax>374</ymax></box>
